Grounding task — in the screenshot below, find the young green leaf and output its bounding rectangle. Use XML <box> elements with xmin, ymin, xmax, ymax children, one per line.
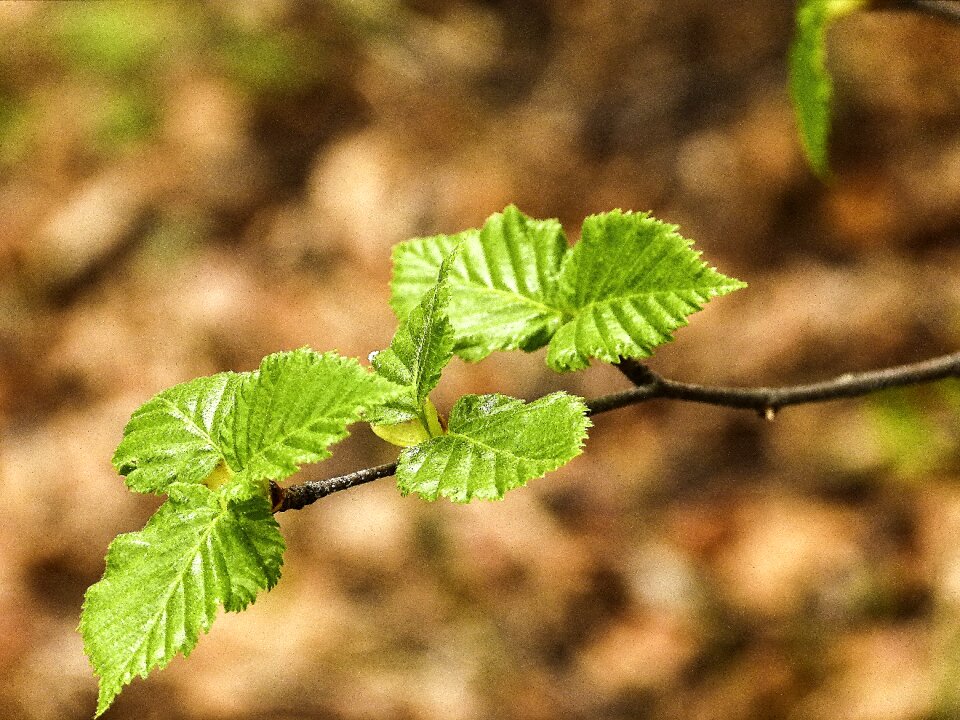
<box><xmin>547</xmin><ymin>210</ymin><xmax>746</xmax><ymax>371</ymax></box>
<box><xmin>390</xmin><ymin>204</ymin><xmax>568</xmax><ymax>361</ymax></box>
<box><xmin>80</xmin><ymin>484</ymin><xmax>284</xmax><ymax>716</ymax></box>
<box><xmin>396</xmin><ymin>392</ymin><xmax>590</xmax><ymax>502</ymax></box>
<box><xmin>370</xmin><ymin>398</ymin><xmax>444</xmax><ymax>447</ymax></box>
<box><xmin>789</xmin><ymin>0</ymin><xmax>867</xmax><ymax>177</ymax></box>
<box><xmin>113</xmin><ymin>349</ymin><xmax>402</xmax><ymax>499</ymax></box>
<box><xmin>220</xmin><ymin>348</ymin><xmax>403</xmax><ymax>489</ymax></box>
<box><xmin>112</xmin><ymin>372</ymin><xmax>241</xmax><ymax>494</ymax></box>
<box><xmin>369</xmin><ymin>253</ymin><xmax>456</xmax><ymax>427</ymax></box>
<box><xmin>390</xmin><ymin>207</ymin><xmax>745</xmax><ymax>373</ymax></box>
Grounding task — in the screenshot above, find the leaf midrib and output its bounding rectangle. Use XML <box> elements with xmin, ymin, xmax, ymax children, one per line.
<box><xmin>158</xmin><ymin>396</ymin><xmax>225</xmax><ymax>457</ymax></box>
<box><xmin>237</xmin><ymin>412</ymin><xmax>352</xmax><ymax>475</ymax></box>
<box><xmin>410</xmin><ymin>282</ymin><xmax>445</xmax><ymax>402</ymax></box>
<box><xmin>448</xmin><ymin>279</ymin><xmax>565</xmax><ymax>319</ymax></box>
<box><xmin>568</xmin><ymin>283</ymin><xmax>744</xmax><ymax>314</ymax></box>
<box><xmin>444</xmin><ymin>428</ymin><xmax>551</xmax><ymax>467</ymax></box>
<box><xmin>449</xmin><ymin>275</ymin><xmax>742</xmax><ymax>324</ymax></box>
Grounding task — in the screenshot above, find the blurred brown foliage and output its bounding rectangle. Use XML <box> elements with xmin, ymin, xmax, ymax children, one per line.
<box><xmin>1</xmin><ymin>1</ymin><xmax>960</xmax><ymax>718</ymax></box>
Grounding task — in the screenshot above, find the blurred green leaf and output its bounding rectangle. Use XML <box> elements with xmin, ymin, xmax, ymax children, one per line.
<box><xmin>93</xmin><ymin>88</ymin><xmax>160</xmax><ymax>152</ymax></box>
<box><xmin>789</xmin><ymin>0</ymin><xmax>867</xmax><ymax>177</ymax></box>
<box><xmin>0</xmin><ymin>94</ymin><xmax>33</xmax><ymax>167</ymax></box>
<box><xmin>216</xmin><ymin>27</ymin><xmax>326</xmax><ymax>93</ymax></box>
<box><xmin>868</xmin><ymin>380</ymin><xmax>960</xmax><ymax>478</ymax></box>
<box><xmin>53</xmin><ymin>2</ymin><xmax>175</xmax><ymax>76</ymax></box>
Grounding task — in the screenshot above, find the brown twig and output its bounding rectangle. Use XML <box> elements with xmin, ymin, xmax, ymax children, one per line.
<box><xmin>272</xmin><ymin>351</ymin><xmax>960</xmax><ymax>512</ymax></box>
<box><xmin>874</xmin><ymin>0</ymin><xmax>960</xmax><ymax>23</ymax></box>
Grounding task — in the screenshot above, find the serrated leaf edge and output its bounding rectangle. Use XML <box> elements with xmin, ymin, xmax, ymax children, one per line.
<box><xmin>81</xmin><ymin>490</ymin><xmax>283</xmax><ymax>716</ymax></box>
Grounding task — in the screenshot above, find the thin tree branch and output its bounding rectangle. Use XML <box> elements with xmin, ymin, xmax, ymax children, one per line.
<box><xmin>611</xmin><ymin>352</ymin><xmax>960</xmax><ymax>415</ymax></box>
<box><xmin>875</xmin><ymin>0</ymin><xmax>960</xmax><ymax>23</ymax></box>
<box><xmin>273</xmin><ymin>351</ymin><xmax>960</xmax><ymax>512</ymax></box>
<box><xmin>274</xmin><ymin>462</ymin><xmax>398</xmax><ymax>512</ymax></box>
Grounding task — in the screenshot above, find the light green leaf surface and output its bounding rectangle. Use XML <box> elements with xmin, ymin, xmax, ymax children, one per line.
<box><xmin>789</xmin><ymin>0</ymin><xmax>866</xmax><ymax>177</ymax></box>
<box><xmin>112</xmin><ymin>372</ymin><xmax>241</xmax><ymax>494</ymax></box>
<box><xmin>369</xmin><ymin>254</ymin><xmax>455</xmax><ymax>426</ymax></box>
<box><xmin>390</xmin><ymin>204</ymin><xmax>568</xmax><ymax>361</ymax></box>
<box><xmin>547</xmin><ymin>210</ymin><xmax>746</xmax><ymax>371</ymax></box>
<box><xmin>390</xmin><ymin>207</ymin><xmax>744</xmax><ymax>372</ymax></box>
<box><xmin>396</xmin><ymin>392</ymin><xmax>590</xmax><ymax>502</ymax></box>
<box><xmin>370</xmin><ymin>398</ymin><xmax>443</xmax><ymax>447</ymax></box>
<box><xmin>80</xmin><ymin>484</ymin><xmax>284</xmax><ymax>716</ymax></box>
<box><xmin>221</xmin><ymin>348</ymin><xmax>403</xmax><ymax>486</ymax></box>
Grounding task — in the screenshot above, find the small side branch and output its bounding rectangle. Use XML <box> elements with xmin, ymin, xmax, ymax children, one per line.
<box><xmin>273</xmin><ymin>462</ymin><xmax>397</xmax><ymax>512</ymax></box>
<box><xmin>275</xmin><ymin>351</ymin><xmax>960</xmax><ymax>512</ymax></box>
<box><xmin>874</xmin><ymin>0</ymin><xmax>960</xmax><ymax>23</ymax></box>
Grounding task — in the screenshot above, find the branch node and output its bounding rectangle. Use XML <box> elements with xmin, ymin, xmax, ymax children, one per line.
<box><xmin>270</xmin><ymin>481</ymin><xmax>285</xmax><ymax>513</ymax></box>
<box><xmin>616</xmin><ymin>358</ymin><xmax>659</xmax><ymax>386</ymax></box>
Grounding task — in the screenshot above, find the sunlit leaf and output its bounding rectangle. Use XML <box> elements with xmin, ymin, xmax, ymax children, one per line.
<box><xmin>391</xmin><ymin>204</ymin><xmax>568</xmax><ymax>361</ymax></box>
<box><xmin>390</xmin><ymin>207</ymin><xmax>744</xmax><ymax>372</ymax></box>
<box><xmin>547</xmin><ymin>210</ymin><xmax>745</xmax><ymax>371</ymax></box>
<box><xmin>113</xmin><ymin>372</ymin><xmax>241</xmax><ymax>494</ymax></box>
<box><xmin>789</xmin><ymin>0</ymin><xmax>867</xmax><ymax>176</ymax></box>
<box><xmin>221</xmin><ymin>348</ymin><xmax>403</xmax><ymax>489</ymax></box>
<box><xmin>396</xmin><ymin>392</ymin><xmax>590</xmax><ymax>502</ymax></box>
<box><xmin>80</xmin><ymin>485</ymin><xmax>284</xmax><ymax>716</ymax></box>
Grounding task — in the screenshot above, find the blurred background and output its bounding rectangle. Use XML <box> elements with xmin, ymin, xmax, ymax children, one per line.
<box><xmin>1</xmin><ymin>1</ymin><xmax>959</xmax><ymax>718</ymax></box>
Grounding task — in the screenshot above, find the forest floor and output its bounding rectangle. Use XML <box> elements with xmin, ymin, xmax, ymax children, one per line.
<box><xmin>1</xmin><ymin>2</ymin><xmax>959</xmax><ymax>719</ymax></box>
